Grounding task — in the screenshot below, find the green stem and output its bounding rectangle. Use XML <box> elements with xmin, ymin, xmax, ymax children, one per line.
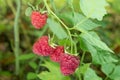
<box><xmin>79</xmin><ymin>73</ymin><xmax>82</xmax><ymax>80</ymax></box>
<box><xmin>78</xmin><ymin>51</ymin><xmax>86</xmax><ymax>80</ymax></box>
<box><xmin>43</xmin><ymin>0</ymin><xmax>68</xmax><ymax>30</ymax></box>
<box><xmin>78</xmin><ymin>67</ymin><xmax>82</xmax><ymax>80</ymax></box>
<box><xmin>14</xmin><ymin>0</ymin><xmax>21</xmax><ymax>75</ymax></box>
<box><xmin>74</xmin><ymin>42</ymin><xmax>77</xmax><ymax>54</ymax></box>
<box><xmin>81</xmin><ymin>51</ymin><xmax>86</xmax><ymax>65</ymax></box>
<box><xmin>43</xmin><ymin>0</ymin><xmax>73</xmax><ymax>53</ymax></box>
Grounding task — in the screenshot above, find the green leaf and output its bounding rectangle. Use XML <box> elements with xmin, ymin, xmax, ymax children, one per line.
<box><xmin>88</xmin><ymin>31</ymin><xmax>100</xmax><ymax>40</ymax></box>
<box><xmin>27</xmin><ymin>72</ymin><xmax>37</xmax><ymax>80</ymax></box>
<box><xmin>38</xmin><ymin>71</ymin><xmax>51</xmax><ymax>80</ymax></box>
<box><xmin>58</xmin><ymin>39</ymin><xmax>71</xmax><ymax>46</ymax></box>
<box><xmin>80</xmin><ymin>32</ymin><xmax>113</xmax><ymax>53</ymax></box>
<box><xmin>79</xmin><ymin>32</ymin><xmax>100</xmax><ymax>51</ymax></box>
<box><xmin>47</xmin><ymin>18</ymin><xmax>68</xmax><ymax>39</ymax></box>
<box><xmin>38</xmin><ymin>61</ymin><xmax>70</xmax><ymax>80</ymax></box>
<box><xmin>19</xmin><ymin>53</ymin><xmax>36</xmax><ymax>61</ymax></box>
<box><xmin>59</xmin><ymin>12</ymin><xmax>74</xmax><ymax>26</ymax></box>
<box><xmin>80</xmin><ymin>0</ymin><xmax>108</xmax><ymax>21</ymax></box>
<box><xmin>73</xmin><ymin>13</ymin><xmax>100</xmax><ymax>31</ymax></box>
<box><xmin>101</xmin><ymin>63</ymin><xmax>115</xmax><ymax>76</ymax></box>
<box><xmin>84</xmin><ymin>68</ymin><xmax>102</xmax><ymax>80</ymax></box>
<box><xmin>25</xmin><ymin>7</ymin><xmax>32</xmax><ymax>16</ymax></box>
<box><xmin>77</xmin><ymin>64</ymin><xmax>102</xmax><ymax>80</ymax></box>
<box><xmin>79</xmin><ymin>32</ymin><xmax>117</xmax><ymax>65</ymax></box>
<box><xmin>109</xmin><ymin>65</ymin><xmax>120</xmax><ymax>80</ymax></box>
<box><xmin>29</xmin><ymin>61</ymin><xmax>38</xmax><ymax>70</ymax></box>
<box><xmin>91</xmin><ymin>49</ymin><xmax>117</xmax><ymax>64</ymax></box>
<box><xmin>59</xmin><ymin>12</ymin><xmax>100</xmax><ymax>31</ymax></box>
<box><xmin>38</xmin><ymin>71</ymin><xmax>70</xmax><ymax>80</ymax></box>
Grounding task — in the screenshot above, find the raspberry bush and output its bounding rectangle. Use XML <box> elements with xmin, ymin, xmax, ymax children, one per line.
<box><xmin>1</xmin><ymin>0</ymin><xmax>120</xmax><ymax>80</ymax></box>
<box><xmin>25</xmin><ymin>0</ymin><xmax>119</xmax><ymax>80</ymax></box>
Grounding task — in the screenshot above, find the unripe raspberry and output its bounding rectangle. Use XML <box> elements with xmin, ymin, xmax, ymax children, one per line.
<box><xmin>50</xmin><ymin>46</ymin><xmax>64</xmax><ymax>62</ymax></box>
<box><xmin>60</xmin><ymin>54</ymin><xmax>80</xmax><ymax>76</ymax></box>
<box><xmin>32</xmin><ymin>36</ymin><xmax>54</xmax><ymax>56</ymax></box>
<box><xmin>31</xmin><ymin>11</ymin><xmax>48</xmax><ymax>29</ymax></box>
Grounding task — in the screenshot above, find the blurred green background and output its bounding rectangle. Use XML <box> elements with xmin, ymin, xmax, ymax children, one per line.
<box><xmin>0</xmin><ymin>0</ymin><xmax>120</xmax><ymax>80</ymax></box>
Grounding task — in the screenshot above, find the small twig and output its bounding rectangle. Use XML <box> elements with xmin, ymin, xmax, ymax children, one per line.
<box><xmin>81</xmin><ymin>51</ymin><xmax>86</xmax><ymax>65</ymax></box>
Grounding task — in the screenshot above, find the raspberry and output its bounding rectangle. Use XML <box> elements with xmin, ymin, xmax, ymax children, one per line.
<box><xmin>50</xmin><ymin>46</ymin><xmax>64</xmax><ymax>62</ymax></box>
<box><xmin>32</xmin><ymin>36</ymin><xmax>54</xmax><ymax>56</ymax></box>
<box><xmin>31</xmin><ymin>11</ymin><xmax>48</xmax><ymax>29</ymax></box>
<box><xmin>60</xmin><ymin>54</ymin><xmax>80</xmax><ymax>76</ymax></box>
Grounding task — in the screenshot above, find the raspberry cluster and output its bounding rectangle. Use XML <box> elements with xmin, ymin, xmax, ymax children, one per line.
<box><xmin>32</xmin><ymin>36</ymin><xmax>80</xmax><ymax>76</ymax></box>
<box><xmin>31</xmin><ymin>11</ymin><xmax>80</xmax><ymax>76</ymax></box>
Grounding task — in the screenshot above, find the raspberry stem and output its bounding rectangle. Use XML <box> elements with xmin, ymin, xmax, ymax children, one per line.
<box><xmin>81</xmin><ymin>51</ymin><xmax>86</xmax><ymax>65</ymax></box>
<box><xmin>78</xmin><ymin>51</ymin><xmax>86</xmax><ymax>80</ymax></box>
<box><xmin>28</xmin><ymin>2</ymin><xmax>36</xmax><ymax>10</ymax></box>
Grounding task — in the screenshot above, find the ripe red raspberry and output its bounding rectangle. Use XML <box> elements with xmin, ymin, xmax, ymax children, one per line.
<box><xmin>60</xmin><ymin>54</ymin><xmax>80</xmax><ymax>76</ymax></box>
<box><xmin>50</xmin><ymin>46</ymin><xmax>64</xmax><ymax>62</ymax></box>
<box><xmin>31</xmin><ymin>11</ymin><xmax>48</xmax><ymax>29</ymax></box>
<box><xmin>32</xmin><ymin>36</ymin><xmax>54</xmax><ymax>56</ymax></box>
